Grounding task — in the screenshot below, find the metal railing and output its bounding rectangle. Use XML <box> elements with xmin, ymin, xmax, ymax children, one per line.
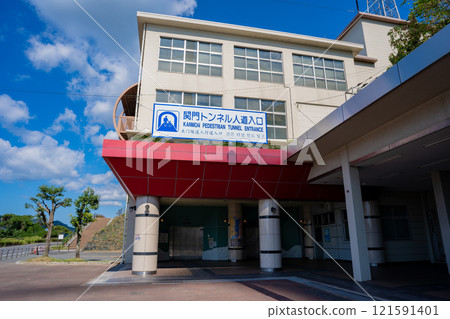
<box><xmin>65</xmin><ymin>222</ymin><xmax>93</xmax><ymax>247</ymax></box>
<box><xmin>0</xmin><ymin>245</ymin><xmax>74</xmax><ymax>261</ymax></box>
<box><xmin>117</xmin><ymin>115</ymin><xmax>135</xmax><ymax>133</ymax></box>
<box><xmin>0</xmin><ymin>246</ymin><xmax>41</xmax><ymax>260</ymax></box>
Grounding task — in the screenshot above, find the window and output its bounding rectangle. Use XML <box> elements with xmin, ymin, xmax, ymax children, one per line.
<box><xmin>293</xmin><ymin>54</ymin><xmax>346</xmax><ymax>91</ymax></box>
<box><xmin>156</xmin><ymin>90</ymin><xmax>222</xmax><ymax>107</ymax></box>
<box><xmin>313</xmin><ymin>211</ymin><xmax>336</xmax><ymax>226</ymax></box>
<box><xmin>380</xmin><ymin>205</ymin><xmax>411</xmax><ymax>239</ymax></box>
<box><xmin>342</xmin><ymin>210</ymin><xmax>350</xmax><ymax>241</ymax></box>
<box><xmin>158</xmin><ymin>37</ymin><xmax>222</xmax><ymax>77</ymax></box>
<box><xmin>234</xmin><ymin>98</ymin><xmax>286</xmax><ymax>139</ymax></box>
<box><xmin>234</xmin><ymin>47</ymin><xmax>284</xmax><ymax>83</ymax></box>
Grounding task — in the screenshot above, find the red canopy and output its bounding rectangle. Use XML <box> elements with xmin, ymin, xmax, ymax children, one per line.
<box><xmin>102</xmin><ymin>139</ymin><xmax>344</xmax><ymax>201</ymax></box>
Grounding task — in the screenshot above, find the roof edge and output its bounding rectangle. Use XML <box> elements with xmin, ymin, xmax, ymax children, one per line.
<box><xmin>288</xmin><ymin>24</ymin><xmax>450</xmax><ymax>160</ymax></box>
<box><xmin>137</xmin><ymin>12</ymin><xmax>364</xmax><ymax>55</ymax></box>
<box><xmin>337</xmin><ymin>12</ymin><xmax>408</xmax><ymax>40</ymax></box>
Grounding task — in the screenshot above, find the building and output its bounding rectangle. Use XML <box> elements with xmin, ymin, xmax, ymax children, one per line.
<box><xmin>103</xmin><ymin>10</ymin><xmax>450</xmax><ymax>281</ymax></box>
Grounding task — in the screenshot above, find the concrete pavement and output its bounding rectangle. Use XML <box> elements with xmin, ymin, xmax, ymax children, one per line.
<box><xmin>0</xmin><ymin>257</ymin><xmax>448</xmax><ymax>301</ymax></box>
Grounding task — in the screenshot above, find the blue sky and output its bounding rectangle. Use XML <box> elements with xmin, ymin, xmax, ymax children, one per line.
<box><xmin>0</xmin><ymin>0</ymin><xmax>412</xmax><ymax>225</ymax></box>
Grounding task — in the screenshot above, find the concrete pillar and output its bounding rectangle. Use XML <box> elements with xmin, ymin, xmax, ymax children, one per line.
<box><xmin>363</xmin><ymin>201</ymin><xmax>385</xmax><ymax>266</ymax></box>
<box><xmin>123</xmin><ymin>197</ymin><xmax>136</xmax><ymax>263</ymax></box>
<box><xmin>340</xmin><ymin>149</ymin><xmax>371</xmax><ymax>281</ymax></box>
<box><xmin>228</xmin><ymin>202</ymin><xmax>245</xmax><ymax>262</ymax></box>
<box><xmin>431</xmin><ymin>171</ymin><xmax>450</xmax><ymax>273</ymax></box>
<box><xmin>258</xmin><ymin>199</ymin><xmax>282</xmax><ymax>272</ymax></box>
<box><xmin>303</xmin><ymin>203</ymin><xmax>314</xmax><ymax>259</ymax></box>
<box><xmin>132</xmin><ymin>196</ymin><xmax>160</xmax><ymax>275</ymax></box>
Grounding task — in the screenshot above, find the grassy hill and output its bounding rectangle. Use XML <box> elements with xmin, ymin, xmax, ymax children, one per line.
<box><xmin>83</xmin><ymin>213</ymin><xmax>125</xmax><ymax>251</ymax></box>
<box><xmin>54</xmin><ymin>220</ymin><xmax>74</xmax><ymax>232</ymax></box>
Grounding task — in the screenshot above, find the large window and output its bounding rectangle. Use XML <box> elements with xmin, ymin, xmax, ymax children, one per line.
<box><xmin>234</xmin><ymin>98</ymin><xmax>286</xmax><ymax>139</ymax></box>
<box><xmin>313</xmin><ymin>211</ymin><xmax>336</xmax><ymax>226</ymax></box>
<box><xmin>158</xmin><ymin>37</ymin><xmax>222</xmax><ymax>77</ymax></box>
<box><xmin>381</xmin><ymin>205</ymin><xmax>411</xmax><ymax>240</ymax></box>
<box><xmin>293</xmin><ymin>54</ymin><xmax>346</xmax><ymax>91</ymax></box>
<box><xmin>156</xmin><ymin>90</ymin><xmax>222</xmax><ymax>107</ymax></box>
<box><xmin>234</xmin><ymin>47</ymin><xmax>284</xmax><ymax>83</ymax></box>
<box><xmin>342</xmin><ymin>209</ymin><xmax>350</xmax><ymax>241</ymax></box>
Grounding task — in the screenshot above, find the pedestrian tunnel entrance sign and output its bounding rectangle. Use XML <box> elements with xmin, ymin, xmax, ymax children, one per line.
<box><xmin>152</xmin><ymin>103</ymin><xmax>268</xmax><ymax>144</ymax></box>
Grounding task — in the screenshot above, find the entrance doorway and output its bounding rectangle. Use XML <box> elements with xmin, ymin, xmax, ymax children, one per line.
<box><xmin>169</xmin><ymin>226</ymin><xmax>203</xmax><ymax>260</ymax></box>
<box><xmin>244</xmin><ymin>226</ymin><xmax>259</xmax><ymax>259</ymax></box>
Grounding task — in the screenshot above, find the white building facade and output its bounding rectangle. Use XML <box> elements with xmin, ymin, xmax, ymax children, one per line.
<box><xmin>104</xmin><ymin>11</ymin><xmax>450</xmax><ymax>281</ymax></box>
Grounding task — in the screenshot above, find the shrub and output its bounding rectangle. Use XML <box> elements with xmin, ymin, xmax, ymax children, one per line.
<box><xmin>0</xmin><ymin>236</ymin><xmax>44</xmax><ymax>247</ymax></box>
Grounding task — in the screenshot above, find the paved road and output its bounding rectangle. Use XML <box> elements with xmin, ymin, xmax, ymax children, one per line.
<box><xmin>0</xmin><ymin>257</ymin><xmax>449</xmax><ymax>301</ymax></box>
<box><xmin>0</xmin><ymin>262</ymin><xmax>352</xmax><ymax>301</ymax></box>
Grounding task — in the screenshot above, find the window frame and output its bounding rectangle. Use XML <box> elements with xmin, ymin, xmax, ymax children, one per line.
<box><xmin>341</xmin><ymin>209</ymin><xmax>350</xmax><ymax>242</ymax></box>
<box><xmin>234</xmin><ymin>97</ymin><xmax>287</xmax><ymax>140</ymax></box>
<box><xmin>158</xmin><ymin>37</ymin><xmax>223</xmax><ymax>77</ymax></box>
<box><xmin>380</xmin><ymin>205</ymin><xmax>411</xmax><ymax>240</ymax></box>
<box><xmin>292</xmin><ymin>54</ymin><xmax>347</xmax><ymax>91</ymax></box>
<box><xmin>155</xmin><ymin>90</ymin><xmax>223</xmax><ymax>108</ymax></box>
<box><xmin>233</xmin><ymin>46</ymin><xmax>284</xmax><ymax>84</ymax></box>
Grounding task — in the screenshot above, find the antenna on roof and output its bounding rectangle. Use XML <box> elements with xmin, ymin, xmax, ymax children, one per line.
<box><xmin>366</xmin><ymin>0</ymin><xmax>400</xmax><ymax>19</ymax></box>
<box><xmin>356</xmin><ymin>0</ymin><xmax>360</xmax><ymax>12</ymax></box>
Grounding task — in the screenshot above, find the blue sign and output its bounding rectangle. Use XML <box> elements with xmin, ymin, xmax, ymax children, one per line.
<box><xmin>156</xmin><ymin>110</ymin><xmax>179</xmax><ymax>132</ymax></box>
<box><xmin>324</xmin><ymin>228</ymin><xmax>330</xmax><ymax>242</ymax></box>
<box><xmin>152</xmin><ymin>103</ymin><xmax>267</xmax><ymax>143</ymax></box>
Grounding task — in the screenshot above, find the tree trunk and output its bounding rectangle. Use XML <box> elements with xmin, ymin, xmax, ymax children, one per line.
<box><xmin>75</xmin><ymin>230</ymin><xmax>81</xmax><ymax>259</ymax></box>
<box><xmin>44</xmin><ymin>216</ymin><xmax>54</xmax><ymax>258</ymax></box>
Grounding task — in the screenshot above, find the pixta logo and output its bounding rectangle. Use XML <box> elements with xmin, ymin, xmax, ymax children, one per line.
<box><xmin>125</xmin><ymin>129</ymin><xmax>325</xmax><ymax>176</ymax></box>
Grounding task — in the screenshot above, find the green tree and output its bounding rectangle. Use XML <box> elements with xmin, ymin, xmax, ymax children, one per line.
<box><xmin>25</xmin><ymin>185</ymin><xmax>72</xmax><ymax>257</ymax></box>
<box><xmin>389</xmin><ymin>0</ymin><xmax>450</xmax><ymax>65</ymax></box>
<box><xmin>70</xmin><ymin>187</ymin><xmax>100</xmax><ymax>259</ymax></box>
<box><xmin>0</xmin><ymin>214</ymin><xmax>45</xmax><ymax>238</ymax></box>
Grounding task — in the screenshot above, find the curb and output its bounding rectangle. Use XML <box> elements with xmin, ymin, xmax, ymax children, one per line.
<box><xmin>16</xmin><ymin>261</ymin><xmax>114</xmax><ymax>265</ymax></box>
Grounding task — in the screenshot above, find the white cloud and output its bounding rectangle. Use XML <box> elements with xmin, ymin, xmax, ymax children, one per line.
<box><xmin>14</xmin><ymin>128</ymin><xmax>47</xmax><ymax>145</ymax></box>
<box><xmin>46</xmin><ymin>108</ymin><xmax>79</xmax><ymax>134</ymax></box>
<box><xmin>51</xmin><ymin>171</ymin><xmax>114</xmax><ymax>191</ymax></box>
<box><xmin>0</xmin><ymin>135</ymin><xmax>84</xmax><ymax>182</ymax></box>
<box><xmin>26</xmin><ymin>0</ymin><xmax>197</xmax><ymax>53</ymax></box>
<box><xmin>101</xmin><ymin>201</ymin><xmax>123</xmax><ymax>207</ymax></box>
<box><xmin>26</xmin><ymin>37</ymin><xmax>87</xmax><ymax>73</ymax></box>
<box><xmin>25</xmin><ymin>0</ymin><xmax>197</xmax><ymax>128</ymax></box>
<box><xmin>26</xmin><ymin>37</ymin><xmax>131</xmax><ymax>127</ymax></box>
<box><xmin>84</xmin><ymin>124</ymin><xmax>118</xmax><ymax>155</ymax></box>
<box><xmin>0</xmin><ymin>94</ymin><xmax>31</xmax><ymax>127</ymax></box>
<box><xmin>0</xmin><ymin>96</ymin><xmax>85</xmax><ymax>182</ymax></box>
<box><xmin>52</xmin><ymin>172</ymin><xmax>126</xmax><ymax>208</ymax></box>
<box><xmin>95</xmin><ymin>183</ymin><xmax>126</xmax><ymax>202</ymax></box>
<box><xmin>90</xmin><ymin>171</ymin><xmax>114</xmax><ymax>184</ymax></box>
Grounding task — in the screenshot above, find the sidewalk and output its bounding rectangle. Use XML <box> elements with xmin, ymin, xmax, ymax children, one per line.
<box><xmin>89</xmin><ymin>259</ymin><xmax>450</xmax><ymax>301</ymax></box>
<box><xmin>0</xmin><ymin>256</ymin><xmax>448</xmax><ymax>301</ymax></box>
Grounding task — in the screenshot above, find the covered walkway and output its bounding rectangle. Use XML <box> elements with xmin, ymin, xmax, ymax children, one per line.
<box><xmin>89</xmin><ymin>259</ymin><xmax>450</xmax><ymax>301</ymax></box>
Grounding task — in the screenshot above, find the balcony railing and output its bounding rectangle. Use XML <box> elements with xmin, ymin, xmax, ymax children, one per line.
<box><xmin>117</xmin><ymin>116</ymin><xmax>135</xmax><ymax>134</ymax></box>
<box><xmin>113</xmin><ymin>83</ymin><xmax>138</xmax><ymax>140</ymax></box>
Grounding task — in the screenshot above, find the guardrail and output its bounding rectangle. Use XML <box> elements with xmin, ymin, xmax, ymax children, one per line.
<box><xmin>0</xmin><ymin>245</ymin><xmax>75</xmax><ymax>261</ymax></box>
<box><xmin>0</xmin><ymin>246</ymin><xmax>40</xmax><ymax>261</ymax></box>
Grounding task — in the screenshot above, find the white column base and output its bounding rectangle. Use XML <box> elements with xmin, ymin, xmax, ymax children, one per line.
<box><xmin>259</xmin><ymin>199</ymin><xmax>282</xmax><ymax>271</ymax></box>
<box><xmin>132</xmin><ymin>196</ymin><xmax>160</xmax><ymax>276</ymax></box>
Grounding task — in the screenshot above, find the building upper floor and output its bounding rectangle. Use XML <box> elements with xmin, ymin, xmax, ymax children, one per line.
<box><xmin>114</xmin><ymin>11</ymin><xmax>406</xmax><ymax>143</ymax></box>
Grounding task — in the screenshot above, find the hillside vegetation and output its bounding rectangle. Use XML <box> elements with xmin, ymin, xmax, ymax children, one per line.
<box><xmin>83</xmin><ymin>214</ymin><xmax>125</xmax><ymax>251</ymax></box>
